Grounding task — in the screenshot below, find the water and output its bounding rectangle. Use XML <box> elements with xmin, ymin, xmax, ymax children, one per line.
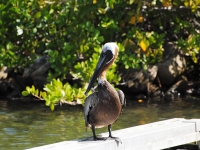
<box><xmin>0</xmin><ymin>96</ymin><xmax>200</xmax><ymax>150</ymax></box>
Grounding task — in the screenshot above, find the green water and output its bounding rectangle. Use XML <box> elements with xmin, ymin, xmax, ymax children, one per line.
<box><xmin>0</xmin><ymin>96</ymin><xmax>200</xmax><ymax>150</ymax></box>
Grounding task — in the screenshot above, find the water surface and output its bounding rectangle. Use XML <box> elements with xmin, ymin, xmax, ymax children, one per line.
<box><xmin>0</xmin><ymin>96</ymin><xmax>200</xmax><ymax>149</ymax></box>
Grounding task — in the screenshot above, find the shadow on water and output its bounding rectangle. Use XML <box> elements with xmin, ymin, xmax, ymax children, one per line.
<box><xmin>0</xmin><ymin>96</ymin><xmax>200</xmax><ymax>149</ymax></box>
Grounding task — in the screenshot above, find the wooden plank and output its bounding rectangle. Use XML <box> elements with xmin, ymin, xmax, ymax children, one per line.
<box><xmin>27</xmin><ymin>118</ymin><xmax>200</xmax><ymax>150</ymax></box>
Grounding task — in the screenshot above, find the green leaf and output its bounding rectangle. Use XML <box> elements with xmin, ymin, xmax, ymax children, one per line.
<box><xmin>33</xmin><ymin>28</ymin><xmax>37</xmax><ymax>33</ymax></box>
<box><xmin>52</xmin><ymin>78</ymin><xmax>63</xmax><ymax>89</ymax></box>
<box><xmin>49</xmin><ymin>9</ymin><xmax>54</xmax><ymax>14</ymax></box>
<box><xmin>40</xmin><ymin>91</ymin><xmax>46</xmax><ymax>98</ymax></box>
<box><xmin>44</xmin><ymin>84</ymin><xmax>54</xmax><ymax>92</ymax></box>
<box><xmin>8</xmin><ymin>50</ymin><xmax>15</xmax><ymax>57</ymax></box>
<box><xmin>45</xmin><ymin>99</ymin><xmax>51</xmax><ymax>106</ymax></box>
<box><xmin>26</xmin><ymin>86</ymin><xmax>31</xmax><ymax>93</ymax></box>
<box><xmin>6</xmin><ymin>42</ymin><xmax>13</xmax><ymax>50</ymax></box>
<box><xmin>34</xmin><ymin>12</ymin><xmax>41</xmax><ymax>19</ymax></box>
<box><xmin>98</xmin><ymin>8</ymin><xmax>106</xmax><ymax>14</ymax></box>
<box><xmin>22</xmin><ymin>91</ymin><xmax>30</xmax><ymax>96</ymax></box>
<box><xmin>34</xmin><ymin>89</ymin><xmax>39</xmax><ymax>96</ymax></box>
<box><xmin>50</xmin><ymin>103</ymin><xmax>55</xmax><ymax>111</ymax></box>
<box><xmin>31</xmin><ymin>85</ymin><xmax>35</xmax><ymax>93</ymax></box>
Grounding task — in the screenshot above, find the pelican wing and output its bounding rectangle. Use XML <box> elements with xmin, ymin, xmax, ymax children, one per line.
<box><xmin>117</xmin><ymin>90</ymin><xmax>126</xmax><ymax>112</ymax></box>
<box><xmin>84</xmin><ymin>92</ymin><xmax>98</xmax><ymax>127</ymax></box>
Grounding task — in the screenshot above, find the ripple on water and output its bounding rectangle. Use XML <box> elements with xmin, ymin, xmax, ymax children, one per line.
<box><xmin>2</xmin><ymin>127</ymin><xmax>16</xmax><ymax>135</ymax></box>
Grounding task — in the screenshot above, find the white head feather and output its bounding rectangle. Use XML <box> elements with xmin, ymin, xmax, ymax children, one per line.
<box><xmin>102</xmin><ymin>42</ymin><xmax>118</xmax><ymax>55</ymax></box>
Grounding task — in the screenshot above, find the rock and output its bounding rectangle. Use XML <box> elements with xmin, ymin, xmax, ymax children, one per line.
<box><xmin>6</xmin><ymin>90</ymin><xmax>20</xmax><ymax>100</ymax></box>
<box><xmin>165</xmin><ymin>76</ymin><xmax>188</xmax><ymax>95</ymax></box>
<box><xmin>31</xmin><ymin>62</ymin><xmax>50</xmax><ymax>78</ymax></box>
<box><xmin>157</xmin><ymin>42</ymin><xmax>187</xmax><ymax>87</ymax></box>
<box><xmin>23</xmin><ymin>56</ymin><xmax>48</xmax><ymax>78</ymax></box>
<box><xmin>117</xmin><ymin>68</ymin><xmax>149</xmax><ymax>94</ymax></box>
<box><xmin>147</xmin><ymin>65</ymin><xmax>158</xmax><ymax>82</ymax></box>
<box><xmin>0</xmin><ymin>67</ymin><xmax>9</xmax><ymax>94</ymax></box>
<box><xmin>0</xmin><ymin>80</ymin><xmax>8</xmax><ymax>93</ymax></box>
<box><xmin>6</xmin><ymin>76</ymin><xmax>22</xmax><ymax>99</ymax></box>
<box><xmin>147</xmin><ymin>82</ymin><xmax>161</xmax><ymax>97</ymax></box>
<box><xmin>0</xmin><ymin>66</ymin><xmax>8</xmax><ymax>79</ymax></box>
<box><xmin>32</xmin><ymin>75</ymin><xmax>47</xmax><ymax>90</ymax></box>
<box><xmin>22</xmin><ymin>56</ymin><xmax>50</xmax><ymax>91</ymax></box>
<box><xmin>162</xmin><ymin>41</ymin><xmax>179</xmax><ymax>60</ymax></box>
<box><xmin>116</xmin><ymin>42</ymin><xmax>188</xmax><ymax>98</ymax></box>
<box><xmin>117</xmin><ymin>66</ymin><xmax>160</xmax><ymax>96</ymax></box>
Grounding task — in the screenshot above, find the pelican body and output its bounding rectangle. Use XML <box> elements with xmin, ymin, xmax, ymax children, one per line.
<box><xmin>84</xmin><ymin>42</ymin><xmax>126</xmax><ymax>141</ymax></box>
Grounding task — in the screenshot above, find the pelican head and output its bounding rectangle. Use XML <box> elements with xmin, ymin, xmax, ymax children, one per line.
<box><xmin>85</xmin><ymin>42</ymin><xmax>119</xmax><ymax>95</ymax></box>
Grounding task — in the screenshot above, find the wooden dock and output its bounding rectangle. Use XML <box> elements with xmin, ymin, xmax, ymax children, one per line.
<box><xmin>27</xmin><ymin>118</ymin><xmax>200</xmax><ymax>150</ymax></box>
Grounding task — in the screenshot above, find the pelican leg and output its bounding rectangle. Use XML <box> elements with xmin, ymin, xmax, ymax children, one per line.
<box><xmin>92</xmin><ymin>125</ymin><xmax>106</xmax><ymax>141</ymax></box>
<box><xmin>108</xmin><ymin>124</ymin><xmax>122</xmax><ymax>143</ymax></box>
<box><xmin>92</xmin><ymin>125</ymin><xmax>97</xmax><ymax>139</ymax></box>
<box><xmin>108</xmin><ymin>124</ymin><xmax>113</xmax><ymax>137</ymax></box>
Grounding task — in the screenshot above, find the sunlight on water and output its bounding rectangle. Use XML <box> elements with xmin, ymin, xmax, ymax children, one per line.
<box><xmin>0</xmin><ymin>96</ymin><xmax>200</xmax><ymax>149</ymax></box>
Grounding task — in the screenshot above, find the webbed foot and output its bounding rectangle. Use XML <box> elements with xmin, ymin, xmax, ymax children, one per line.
<box><xmin>107</xmin><ymin>136</ymin><xmax>122</xmax><ymax>144</ymax></box>
<box><xmin>107</xmin><ymin>124</ymin><xmax>122</xmax><ymax>144</ymax></box>
<box><xmin>93</xmin><ymin>136</ymin><xmax>107</xmax><ymax>141</ymax></box>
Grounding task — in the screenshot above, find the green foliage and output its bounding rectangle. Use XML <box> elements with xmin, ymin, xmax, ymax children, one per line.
<box><xmin>1</xmin><ymin>0</ymin><xmax>199</xmax><ymax>70</ymax></box>
<box><xmin>176</xmin><ymin>34</ymin><xmax>200</xmax><ymax>63</ymax></box>
<box><xmin>2</xmin><ymin>0</ymin><xmax>200</xmax><ymax>108</ymax></box>
<box><xmin>143</xmin><ymin>0</ymin><xmax>200</xmax><ymax>64</ymax></box>
<box><xmin>120</xmin><ymin>28</ymin><xmax>164</xmax><ymax>69</ymax></box>
<box><xmin>22</xmin><ymin>79</ymin><xmax>86</xmax><ymax>110</ymax></box>
<box><xmin>71</xmin><ymin>47</ymin><xmax>101</xmax><ymax>83</ymax></box>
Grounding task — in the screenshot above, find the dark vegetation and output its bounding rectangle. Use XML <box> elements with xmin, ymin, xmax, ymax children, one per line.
<box><xmin>0</xmin><ymin>0</ymin><xmax>200</xmax><ymax>110</ymax></box>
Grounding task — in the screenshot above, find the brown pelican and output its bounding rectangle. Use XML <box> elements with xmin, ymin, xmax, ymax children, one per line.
<box><xmin>84</xmin><ymin>42</ymin><xmax>126</xmax><ymax>142</ymax></box>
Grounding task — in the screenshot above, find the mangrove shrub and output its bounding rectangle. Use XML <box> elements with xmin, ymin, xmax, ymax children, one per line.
<box><xmin>0</xmin><ymin>0</ymin><xmax>199</xmax><ymax>109</ymax></box>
